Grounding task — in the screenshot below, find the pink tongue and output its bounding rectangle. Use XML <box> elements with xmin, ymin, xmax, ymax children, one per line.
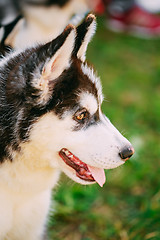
<box><xmin>88</xmin><ymin>166</ymin><xmax>106</xmax><ymax>187</ymax></box>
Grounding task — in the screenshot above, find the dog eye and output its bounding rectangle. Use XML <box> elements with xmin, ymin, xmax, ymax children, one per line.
<box><xmin>74</xmin><ymin>109</ymin><xmax>89</xmax><ymax>123</ymax></box>
<box><xmin>77</xmin><ymin>112</ymin><xmax>86</xmax><ymax>121</ymax></box>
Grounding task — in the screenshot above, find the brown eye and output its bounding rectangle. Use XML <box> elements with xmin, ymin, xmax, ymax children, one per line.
<box><xmin>74</xmin><ymin>109</ymin><xmax>89</xmax><ymax>123</ymax></box>
<box><xmin>77</xmin><ymin>112</ymin><xmax>85</xmax><ymax>121</ymax></box>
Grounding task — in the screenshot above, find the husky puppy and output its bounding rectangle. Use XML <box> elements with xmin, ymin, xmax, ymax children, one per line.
<box><xmin>0</xmin><ymin>14</ymin><xmax>134</xmax><ymax>240</ymax></box>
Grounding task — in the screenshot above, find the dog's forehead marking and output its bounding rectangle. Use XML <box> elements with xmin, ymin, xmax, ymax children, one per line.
<box><xmin>79</xmin><ymin>92</ymin><xmax>98</xmax><ymax>115</ymax></box>
<box><xmin>81</xmin><ymin>63</ymin><xmax>104</xmax><ymax>104</ymax></box>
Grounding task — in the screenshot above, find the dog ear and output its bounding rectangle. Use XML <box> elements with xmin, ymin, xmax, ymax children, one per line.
<box><xmin>5</xmin><ymin>25</ymin><xmax>76</xmax><ymax>106</ymax></box>
<box><xmin>31</xmin><ymin>25</ymin><xmax>76</xmax><ymax>104</ymax></box>
<box><xmin>73</xmin><ymin>14</ymin><xmax>96</xmax><ymax>62</ymax></box>
<box><xmin>40</xmin><ymin>25</ymin><xmax>75</xmax><ymax>81</ymax></box>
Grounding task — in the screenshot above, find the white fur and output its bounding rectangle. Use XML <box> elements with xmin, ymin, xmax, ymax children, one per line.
<box><xmin>0</xmin><ymin>91</ymin><xmax>132</xmax><ymax>239</ymax></box>
<box><xmin>0</xmin><ymin>189</ymin><xmax>51</xmax><ymax>240</ymax></box>
<box><xmin>79</xmin><ymin>92</ymin><xmax>98</xmax><ymax>115</ymax></box>
<box><xmin>0</xmin><ymin>159</ymin><xmax>60</xmax><ymax>240</ymax></box>
<box><xmin>81</xmin><ymin>62</ymin><xmax>104</xmax><ymax>103</ymax></box>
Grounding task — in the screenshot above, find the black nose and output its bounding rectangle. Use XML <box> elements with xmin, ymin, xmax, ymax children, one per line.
<box><xmin>119</xmin><ymin>146</ymin><xmax>134</xmax><ymax>161</ymax></box>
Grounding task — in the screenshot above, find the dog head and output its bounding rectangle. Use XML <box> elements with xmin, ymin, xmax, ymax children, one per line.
<box><xmin>0</xmin><ymin>14</ymin><xmax>134</xmax><ymax>187</ymax></box>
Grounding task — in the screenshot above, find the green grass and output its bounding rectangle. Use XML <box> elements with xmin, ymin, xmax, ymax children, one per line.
<box><xmin>48</xmin><ymin>17</ymin><xmax>160</xmax><ymax>240</ymax></box>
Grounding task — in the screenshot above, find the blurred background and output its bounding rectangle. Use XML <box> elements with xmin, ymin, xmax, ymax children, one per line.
<box><xmin>49</xmin><ymin>17</ymin><xmax>160</xmax><ymax>240</ymax></box>
<box><xmin>1</xmin><ymin>0</ymin><xmax>160</xmax><ymax>239</ymax></box>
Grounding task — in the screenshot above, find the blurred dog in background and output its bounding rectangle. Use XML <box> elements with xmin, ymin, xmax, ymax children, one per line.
<box><xmin>0</xmin><ymin>0</ymin><xmax>98</xmax><ymax>52</ymax></box>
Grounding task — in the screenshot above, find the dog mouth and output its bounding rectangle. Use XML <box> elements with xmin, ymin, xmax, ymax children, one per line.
<box><xmin>59</xmin><ymin>148</ymin><xmax>106</xmax><ymax>187</ymax></box>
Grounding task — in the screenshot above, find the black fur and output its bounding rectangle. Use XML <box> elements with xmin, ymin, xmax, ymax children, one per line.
<box><xmin>0</xmin><ymin>26</ymin><xmax>73</xmax><ymax>162</ymax></box>
<box><xmin>0</xmin><ymin>16</ymin><xmax>98</xmax><ymax>163</ymax></box>
<box><xmin>73</xmin><ymin>15</ymin><xmax>95</xmax><ymax>57</ymax></box>
<box><xmin>51</xmin><ymin>59</ymin><xmax>98</xmax><ymax>116</ymax></box>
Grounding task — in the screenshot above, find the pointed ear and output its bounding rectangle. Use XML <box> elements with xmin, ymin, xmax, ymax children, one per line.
<box><xmin>41</xmin><ymin>25</ymin><xmax>76</xmax><ymax>81</ymax></box>
<box><xmin>31</xmin><ymin>25</ymin><xmax>76</xmax><ymax>105</ymax></box>
<box><xmin>73</xmin><ymin>14</ymin><xmax>96</xmax><ymax>62</ymax></box>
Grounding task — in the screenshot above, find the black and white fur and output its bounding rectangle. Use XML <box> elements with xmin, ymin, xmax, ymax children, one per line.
<box><xmin>0</xmin><ymin>15</ymin><xmax>134</xmax><ymax>240</ymax></box>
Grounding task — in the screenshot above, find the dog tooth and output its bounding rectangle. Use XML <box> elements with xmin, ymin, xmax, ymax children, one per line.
<box><xmin>80</xmin><ymin>164</ymin><xmax>84</xmax><ymax>167</ymax></box>
<box><xmin>65</xmin><ymin>150</ymin><xmax>70</xmax><ymax>155</ymax></box>
<box><xmin>68</xmin><ymin>153</ymin><xmax>73</xmax><ymax>158</ymax></box>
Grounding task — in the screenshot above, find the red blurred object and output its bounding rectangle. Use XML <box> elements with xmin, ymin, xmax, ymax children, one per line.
<box><xmin>94</xmin><ymin>0</ymin><xmax>105</xmax><ymax>14</ymax></box>
<box><xmin>88</xmin><ymin>0</ymin><xmax>105</xmax><ymax>15</ymax></box>
<box><xmin>107</xmin><ymin>5</ymin><xmax>160</xmax><ymax>38</ymax></box>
